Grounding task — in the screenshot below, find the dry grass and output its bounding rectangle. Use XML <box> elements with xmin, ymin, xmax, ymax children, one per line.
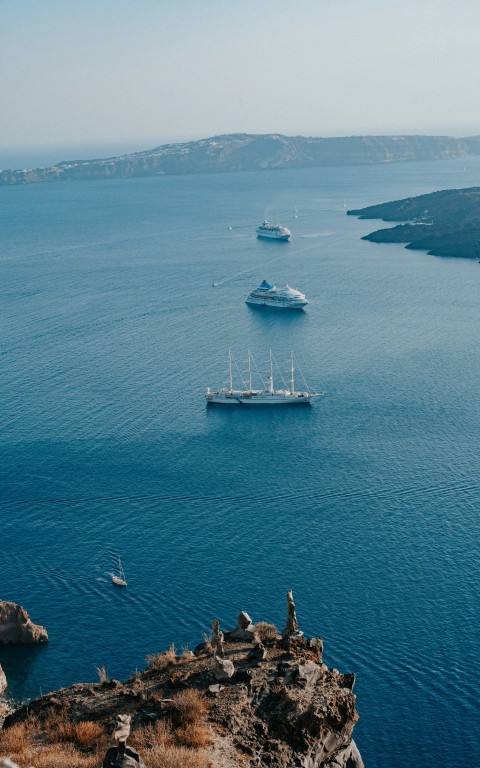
<box><xmin>144</xmin><ymin>744</ymin><xmax>211</xmax><ymax>768</ymax></box>
<box><xmin>175</xmin><ymin>724</ymin><xmax>212</xmax><ymax>749</ymax></box>
<box><xmin>73</xmin><ymin>720</ymin><xmax>105</xmax><ymax>748</ymax></box>
<box><xmin>130</xmin><ymin>719</ymin><xmax>173</xmax><ymax>750</ymax></box>
<box><xmin>95</xmin><ymin>665</ymin><xmax>109</xmax><ymax>684</ymax></box>
<box><xmin>201</xmin><ymin>632</ymin><xmax>213</xmax><ymax>654</ymax></box>
<box><xmin>27</xmin><ymin>744</ymin><xmax>98</xmax><ymax>767</ymax></box>
<box><xmin>147</xmin><ymin>643</ymin><xmax>178</xmax><ymax>669</ymax></box>
<box><xmin>254</xmin><ymin>621</ymin><xmax>279</xmax><ymax>643</ymax></box>
<box><xmin>170</xmin><ymin>689</ymin><xmax>209</xmax><ymax>727</ymax></box>
<box><xmin>0</xmin><ymin>721</ymin><xmax>30</xmax><ymax>755</ymax></box>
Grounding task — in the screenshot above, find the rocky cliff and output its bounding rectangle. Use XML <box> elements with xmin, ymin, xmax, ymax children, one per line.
<box><xmin>348</xmin><ymin>186</ymin><xmax>480</xmax><ymax>258</ymax></box>
<box><xmin>0</xmin><ymin>602</ymin><xmax>364</xmax><ymax>768</ymax></box>
<box><xmin>2</xmin><ymin>132</ymin><xmax>480</xmax><ymax>185</ymax></box>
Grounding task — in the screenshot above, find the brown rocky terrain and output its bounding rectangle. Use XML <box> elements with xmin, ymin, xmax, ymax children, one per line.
<box><xmin>0</xmin><ymin>607</ymin><xmax>363</xmax><ymax>768</ymax></box>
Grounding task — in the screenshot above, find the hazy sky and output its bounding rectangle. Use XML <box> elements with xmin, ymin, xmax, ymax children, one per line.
<box><xmin>1</xmin><ymin>0</ymin><xmax>480</xmax><ymax>159</ymax></box>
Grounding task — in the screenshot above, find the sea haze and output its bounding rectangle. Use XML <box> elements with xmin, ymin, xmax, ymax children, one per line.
<box><xmin>1</xmin><ymin>158</ymin><xmax>479</xmax><ymax>768</ymax></box>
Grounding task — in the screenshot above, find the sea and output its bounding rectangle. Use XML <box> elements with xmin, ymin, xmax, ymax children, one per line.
<box><xmin>1</xmin><ymin>156</ymin><xmax>479</xmax><ymax>768</ymax></box>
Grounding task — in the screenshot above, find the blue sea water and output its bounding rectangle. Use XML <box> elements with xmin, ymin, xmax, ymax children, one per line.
<box><xmin>1</xmin><ymin>158</ymin><xmax>480</xmax><ymax>768</ymax></box>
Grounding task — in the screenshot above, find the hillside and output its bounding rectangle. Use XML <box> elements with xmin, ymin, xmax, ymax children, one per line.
<box><xmin>348</xmin><ymin>187</ymin><xmax>480</xmax><ymax>258</ymax></box>
<box><xmin>2</xmin><ymin>133</ymin><xmax>480</xmax><ymax>185</ymax></box>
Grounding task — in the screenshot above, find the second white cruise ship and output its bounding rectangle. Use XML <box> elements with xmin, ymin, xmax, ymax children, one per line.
<box><xmin>256</xmin><ymin>220</ymin><xmax>291</xmax><ymax>240</ymax></box>
<box><xmin>246</xmin><ymin>280</ymin><xmax>308</xmax><ymax>309</ymax></box>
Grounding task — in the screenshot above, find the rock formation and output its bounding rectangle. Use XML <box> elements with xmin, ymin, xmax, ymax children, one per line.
<box><xmin>348</xmin><ymin>186</ymin><xmax>480</xmax><ymax>259</ymax></box>
<box><xmin>0</xmin><ymin>601</ymin><xmax>48</xmax><ymax>644</ymax></box>
<box><xmin>228</xmin><ymin>610</ymin><xmax>256</xmax><ymax>641</ymax></box>
<box><xmin>0</xmin><ymin>664</ymin><xmax>7</xmax><ymax>695</ymax></box>
<box><xmin>103</xmin><ymin>713</ymin><xmax>146</xmax><ymax>768</ymax></box>
<box><xmin>211</xmin><ymin>618</ymin><xmax>225</xmax><ymax>658</ymax></box>
<box><xmin>2</xmin><ymin>598</ymin><xmax>363</xmax><ymax>768</ymax></box>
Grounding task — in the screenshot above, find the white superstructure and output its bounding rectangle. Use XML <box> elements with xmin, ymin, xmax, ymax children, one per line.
<box><xmin>256</xmin><ymin>220</ymin><xmax>291</xmax><ymax>240</ymax></box>
<box><xmin>206</xmin><ymin>350</ymin><xmax>320</xmax><ymax>406</ymax></box>
<box><xmin>246</xmin><ymin>280</ymin><xmax>308</xmax><ymax>309</ymax></box>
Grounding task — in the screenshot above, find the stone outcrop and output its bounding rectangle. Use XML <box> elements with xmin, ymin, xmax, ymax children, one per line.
<box><xmin>3</xmin><ymin>605</ymin><xmax>363</xmax><ymax>768</ymax></box>
<box><xmin>2</xmin><ymin>132</ymin><xmax>480</xmax><ymax>185</ymax></box>
<box><xmin>0</xmin><ymin>600</ymin><xmax>48</xmax><ymax>644</ymax></box>
<box><xmin>0</xmin><ymin>664</ymin><xmax>7</xmax><ymax>694</ymax></box>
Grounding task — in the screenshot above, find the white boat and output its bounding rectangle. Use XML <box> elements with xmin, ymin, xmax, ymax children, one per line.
<box><xmin>111</xmin><ymin>557</ymin><xmax>127</xmax><ymax>587</ymax></box>
<box><xmin>206</xmin><ymin>350</ymin><xmax>320</xmax><ymax>406</ymax></box>
<box><xmin>256</xmin><ymin>220</ymin><xmax>291</xmax><ymax>241</ymax></box>
<box><xmin>246</xmin><ymin>279</ymin><xmax>308</xmax><ymax>309</ymax></box>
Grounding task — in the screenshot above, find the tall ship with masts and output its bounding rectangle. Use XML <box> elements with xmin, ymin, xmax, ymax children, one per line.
<box><xmin>205</xmin><ymin>350</ymin><xmax>320</xmax><ymax>406</ymax></box>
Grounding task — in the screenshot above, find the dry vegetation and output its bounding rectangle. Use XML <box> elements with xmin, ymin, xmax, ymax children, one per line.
<box><xmin>0</xmin><ymin>687</ymin><xmax>212</xmax><ymax>768</ymax></box>
<box><xmin>254</xmin><ymin>621</ymin><xmax>279</xmax><ymax>643</ymax></box>
<box><xmin>146</xmin><ymin>642</ymin><xmax>179</xmax><ymax>669</ymax></box>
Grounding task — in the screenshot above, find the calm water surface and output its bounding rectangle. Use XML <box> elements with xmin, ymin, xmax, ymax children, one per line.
<box><xmin>1</xmin><ymin>158</ymin><xmax>480</xmax><ymax>768</ymax></box>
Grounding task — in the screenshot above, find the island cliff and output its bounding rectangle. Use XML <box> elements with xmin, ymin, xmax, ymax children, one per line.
<box><xmin>348</xmin><ymin>186</ymin><xmax>480</xmax><ymax>258</ymax></box>
<box><xmin>0</xmin><ymin>598</ymin><xmax>364</xmax><ymax>768</ymax></box>
<box><xmin>0</xmin><ymin>601</ymin><xmax>48</xmax><ymax>645</ymax></box>
<box><xmin>2</xmin><ymin>132</ymin><xmax>480</xmax><ymax>185</ymax></box>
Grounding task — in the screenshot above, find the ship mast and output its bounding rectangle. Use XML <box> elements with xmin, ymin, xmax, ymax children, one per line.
<box><xmin>228</xmin><ymin>349</ymin><xmax>233</xmax><ymax>391</ymax></box>
<box><xmin>291</xmin><ymin>350</ymin><xmax>295</xmax><ymax>394</ymax></box>
<box><xmin>269</xmin><ymin>350</ymin><xmax>274</xmax><ymax>394</ymax></box>
<box><xmin>247</xmin><ymin>349</ymin><xmax>252</xmax><ymax>391</ymax></box>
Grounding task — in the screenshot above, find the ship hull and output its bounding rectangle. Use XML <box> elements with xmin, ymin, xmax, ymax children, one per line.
<box><xmin>256</xmin><ymin>231</ymin><xmax>290</xmax><ymax>241</ymax></box>
<box><xmin>246</xmin><ymin>297</ymin><xmax>307</xmax><ymax>309</ymax></box>
<box><xmin>206</xmin><ymin>394</ymin><xmax>315</xmax><ymax>406</ymax></box>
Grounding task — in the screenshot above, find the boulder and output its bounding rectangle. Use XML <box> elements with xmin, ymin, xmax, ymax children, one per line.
<box><xmin>103</xmin><ymin>746</ymin><xmax>147</xmax><ymax>768</ymax></box>
<box><xmin>0</xmin><ymin>601</ymin><xmax>48</xmax><ymax>644</ymax></box>
<box><xmin>229</xmin><ymin>611</ymin><xmax>256</xmax><ymax>641</ymax></box>
<box><xmin>213</xmin><ymin>655</ymin><xmax>235</xmax><ymax>681</ymax></box>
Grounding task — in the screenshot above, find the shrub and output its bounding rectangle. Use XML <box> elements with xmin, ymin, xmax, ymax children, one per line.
<box><xmin>170</xmin><ymin>689</ymin><xmax>209</xmax><ymax>727</ymax></box>
<box><xmin>74</xmin><ymin>720</ymin><xmax>104</xmax><ymax>748</ymax></box>
<box><xmin>254</xmin><ymin>621</ymin><xmax>279</xmax><ymax>643</ymax></box>
<box><xmin>0</xmin><ymin>721</ymin><xmax>30</xmax><ymax>754</ymax></box>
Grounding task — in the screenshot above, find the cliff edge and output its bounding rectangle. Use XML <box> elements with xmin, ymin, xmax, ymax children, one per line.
<box><xmin>0</xmin><ymin>601</ymin><xmax>364</xmax><ymax>768</ymax></box>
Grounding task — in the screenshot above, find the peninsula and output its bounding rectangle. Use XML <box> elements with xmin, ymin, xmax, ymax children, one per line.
<box><xmin>348</xmin><ymin>186</ymin><xmax>480</xmax><ymax>258</ymax></box>
<box><xmin>2</xmin><ymin>133</ymin><xmax>480</xmax><ymax>186</ymax></box>
<box><xmin>0</xmin><ymin>595</ymin><xmax>363</xmax><ymax>768</ymax></box>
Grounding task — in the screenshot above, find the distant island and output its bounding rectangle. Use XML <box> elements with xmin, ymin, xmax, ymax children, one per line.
<box><xmin>348</xmin><ymin>187</ymin><xmax>480</xmax><ymax>259</ymax></box>
<box><xmin>2</xmin><ymin>133</ymin><xmax>480</xmax><ymax>185</ymax></box>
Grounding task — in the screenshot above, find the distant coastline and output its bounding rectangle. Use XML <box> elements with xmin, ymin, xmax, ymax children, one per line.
<box><xmin>348</xmin><ymin>187</ymin><xmax>480</xmax><ymax>258</ymax></box>
<box><xmin>2</xmin><ymin>132</ymin><xmax>480</xmax><ymax>186</ymax></box>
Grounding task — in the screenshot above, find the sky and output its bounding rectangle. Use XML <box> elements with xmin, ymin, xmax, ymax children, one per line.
<box><xmin>1</xmin><ymin>0</ymin><xmax>480</xmax><ymax>164</ymax></box>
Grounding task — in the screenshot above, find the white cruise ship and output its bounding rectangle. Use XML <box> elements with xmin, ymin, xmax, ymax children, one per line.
<box><xmin>206</xmin><ymin>350</ymin><xmax>320</xmax><ymax>406</ymax></box>
<box><xmin>246</xmin><ymin>280</ymin><xmax>308</xmax><ymax>309</ymax></box>
<box><xmin>256</xmin><ymin>220</ymin><xmax>291</xmax><ymax>241</ymax></box>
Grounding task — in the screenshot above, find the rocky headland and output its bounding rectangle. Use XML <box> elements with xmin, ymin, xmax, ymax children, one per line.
<box><xmin>0</xmin><ymin>595</ymin><xmax>364</xmax><ymax>768</ymax></box>
<box><xmin>2</xmin><ymin>133</ymin><xmax>480</xmax><ymax>185</ymax></box>
<box><xmin>0</xmin><ymin>602</ymin><xmax>48</xmax><ymax>646</ymax></box>
<box><xmin>348</xmin><ymin>186</ymin><xmax>480</xmax><ymax>258</ymax></box>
